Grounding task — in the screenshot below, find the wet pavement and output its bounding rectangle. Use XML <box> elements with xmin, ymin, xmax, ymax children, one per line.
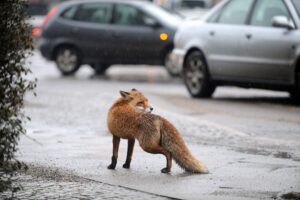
<box><xmin>12</xmin><ymin>52</ymin><xmax>300</xmax><ymax>199</ymax></box>
<box><xmin>1</xmin><ymin>165</ymin><xmax>170</xmax><ymax>200</ymax></box>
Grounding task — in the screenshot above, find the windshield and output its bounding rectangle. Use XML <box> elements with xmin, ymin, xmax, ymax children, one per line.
<box><xmin>292</xmin><ymin>0</ymin><xmax>300</xmax><ymax>17</ymax></box>
<box><xmin>142</xmin><ymin>4</ymin><xmax>183</xmax><ymax>28</ymax></box>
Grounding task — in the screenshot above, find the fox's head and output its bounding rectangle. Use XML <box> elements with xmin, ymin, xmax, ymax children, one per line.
<box><xmin>119</xmin><ymin>89</ymin><xmax>153</xmax><ymax>113</ymax></box>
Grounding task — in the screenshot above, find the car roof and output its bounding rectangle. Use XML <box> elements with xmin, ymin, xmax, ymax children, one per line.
<box><xmin>56</xmin><ymin>0</ymin><xmax>182</xmax><ymax>29</ymax></box>
<box><xmin>60</xmin><ymin>0</ymin><xmax>152</xmax><ymax>8</ymax></box>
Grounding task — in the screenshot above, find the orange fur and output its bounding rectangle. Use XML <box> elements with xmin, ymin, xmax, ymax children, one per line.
<box><xmin>107</xmin><ymin>89</ymin><xmax>208</xmax><ymax>173</ymax></box>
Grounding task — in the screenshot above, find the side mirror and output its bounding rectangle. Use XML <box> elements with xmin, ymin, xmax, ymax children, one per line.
<box><xmin>144</xmin><ymin>17</ymin><xmax>161</xmax><ymax>28</ymax></box>
<box><xmin>272</xmin><ymin>16</ymin><xmax>295</xmax><ymax>30</ymax></box>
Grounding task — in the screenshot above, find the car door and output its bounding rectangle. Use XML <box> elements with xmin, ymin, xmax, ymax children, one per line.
<box><xmin>110</xmin><ymin>3</ymin><xmax>163</xmax><ymax>64</ymax></box>
<box><xmin>70</xmin><ymin>2</ymin><xmax>113</xmax><ymax>63</ymax></box>
<box><xmin>205</xmin><ymin>0</ymin><xmax>255</xmax><ymax>78</ymax></box>
<box><xmin>240</xmin><ymin>0</ymin><xmax>297</xmax><ymax>83</ymax></box>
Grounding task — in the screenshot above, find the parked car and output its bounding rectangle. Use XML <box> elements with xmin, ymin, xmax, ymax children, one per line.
<box><xmin>171</xmin><ymin>0</ymin><xmax>300</xmax><ymax>99</ymax></box>
<box><xmin>39</xmin><ymin>0</ymin><xmax>183</xmax><ymax>76</ymax></box>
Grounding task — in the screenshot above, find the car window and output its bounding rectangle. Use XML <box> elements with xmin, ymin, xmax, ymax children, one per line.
<box><xmin>250</xmin><ymin>0</ymin><xmax>291</xmax><ymax>27</ymax></box>
<box><xmin>114</xmin><ymin>4</ymin><xmax>148</xmax><ymax>26</ymax></box>
<box><xmin>74</xmin><ymin>3</ymin><xmax>112</xmax><ymax>24</ymax></box>
<box><xmin>61</xmin><ymin>6</ymin><xmax>78</xmax><ymax>20</ymax></box>
<box><xmin>291</xmin><ymin>0</ymin><xmax>300</xmax><ymax>18</ymax></box>
<box><xmin>181</xmin><ymin>0</ymin><xmax>206</xmax><ymax>9</ymax></box>
<box><xmin>217</xmin><ymin>0</ymin><xmax>253</xmax><ymax>25</ymax></box>
<box><xmin>207</xmin><ymin>6</ymin><xmax>222</xmax><ymax>23</ymax></box>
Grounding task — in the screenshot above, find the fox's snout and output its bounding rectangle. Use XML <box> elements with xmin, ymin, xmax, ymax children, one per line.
<box><xmin>145</xmin><ymin>106</ymin><xmax>153</xmax><ymax>113</ymax></box>
<box><xmin>137</xmin><ymin>105</ymin><xmax>153</xmax><ymax>113</ymax></box>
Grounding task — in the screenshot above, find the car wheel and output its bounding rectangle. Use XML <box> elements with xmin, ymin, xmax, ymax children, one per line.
<box><xmin>164</xmin><ymin>50</ymin><xmax>180</xmax><ymax>77</ymax></box>
<box><xmin>55</xmin><ymin>46</ymin><xmax>81</xmax><ymax>76</ymax></box>
<box><xmin>183</xmin><ymin>51</ymin><xmax>215</xmax><ymax>98</ymax></box>
<box><xmin>91</xmin><ymin>63</ymin><xmax>110</xmax><ymax>75</ymax></box>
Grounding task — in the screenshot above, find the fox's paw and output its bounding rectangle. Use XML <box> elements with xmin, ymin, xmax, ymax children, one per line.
<box><xmin>123</xmin><ymin>158</ymin><xmax>131</xmax><ymax>169</ymax></box>
<box><xmin>123</xmin><ymin>163</ymin><xmax>130</xmax><ymax>169</ymax></box>
<box><xmin>161</xmin><ymin>168</ymin><xmax>170</xmax><ymax>173</ymax></box>
<box><xmin>107</xmin><ymin>164</ymin><xmax>116</xmax><ymax>170</ymax></box>
<box><xmin>108</xmin><ymin>156</ymin><xmax>117</xmax><ymax>170</ymax></box>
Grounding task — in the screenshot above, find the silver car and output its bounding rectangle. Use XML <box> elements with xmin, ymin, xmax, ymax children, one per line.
<box><xmin>171</xmin><ymin>0</ymin><xmax>300</xmax><ymax>99</ymax></box>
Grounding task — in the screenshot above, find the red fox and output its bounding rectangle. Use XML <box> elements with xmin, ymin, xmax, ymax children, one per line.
<box><xmin>107</xmin><ymin>89</ymin><xmax>208</xmax><ymax>174</ymax></box>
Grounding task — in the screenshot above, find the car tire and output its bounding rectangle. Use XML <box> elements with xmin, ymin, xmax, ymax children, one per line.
<box><xmin>164</xmin><ymin>50</ymin><xmax>180</xmax><ymax>77</ymax></box>
<box><xmin>91</xmin><ymin>63</ymin><xmax>110</xmax><ymax>75</ymax></box>
<box><xmin>55</xmin><ymin>46</ymin><xmax>81</xmax><ymax>76</ymax></box>
<box><xmin>183</xmin><ymin>51</ymin><xmax>215</xmax><ymax>98</ymax></box>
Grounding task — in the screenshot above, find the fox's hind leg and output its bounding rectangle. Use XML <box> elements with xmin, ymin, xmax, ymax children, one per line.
<box><xmin>142</xmin><ymin>145</ymin><xmax>172</xmax><ymax>173</ymax></box>
<box><xmin>123</xmin><ymin>139</ymin><xmax>135</xmax><ymax>169</ymax></box>
<box><xmin>158</xmin><ymin>146</ymin><xmax>172</xmax><ymax>173</ymax></box>
<box><xmin>108</xmin><ymin>135</ymin><xmax>120</xmax><ymax>170</ymax></box>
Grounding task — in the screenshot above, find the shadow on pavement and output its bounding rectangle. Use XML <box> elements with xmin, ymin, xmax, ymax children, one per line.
<box><xmin>90</xmin><ymin>71</ymin><xmax>182</xmax><ymax>84</ymax></box>
<box><xmin>90</xmin><ymin>65</ymin><xmax>182</xmax><ymax>84</ymax></box>
<box><xmin>213</xmin><ymin>96</ymin><xmax>300</xmax><ymax>106</ymax></box>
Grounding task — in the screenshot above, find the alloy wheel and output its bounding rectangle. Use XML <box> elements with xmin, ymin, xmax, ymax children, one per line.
<box><xmin>185</xmin><ymin>55</ymin><xmax>205</xmax><ymax>94</ymax></box>
<box><xmin>183</xmin><ymin>51</ymin><xmax>215</xmax><ymax>98</ymax></box>
<box><xmin>55</xmin><ymin>47</ymin><xmax>80</xmax><ymax>75</ymax></box>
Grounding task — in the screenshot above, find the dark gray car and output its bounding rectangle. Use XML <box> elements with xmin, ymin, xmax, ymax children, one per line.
<box><xmin>39</xmin><ymin>0</ymin><xmax>182</xmax><ymax>76</ymax></box>
<box><xmin>172</xmin><ymin>0</ymin><xmax>300</xmax><ymax>99</ymax></box>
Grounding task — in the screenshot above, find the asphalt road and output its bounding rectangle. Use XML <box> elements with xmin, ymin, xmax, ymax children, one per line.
<box><xmin>15</xmin><ymin>51</ymin><xmax>300</xmax><ymax>199</ymax></box>
<box><xmin>29</xmin><ymin>51</ymin><xmax>300</xmax><ymax>143</ymax></box>
<box><xmin>151</xmin><ymin>87</ymin><xmax>300</xmax><ymax>161</ymax></box>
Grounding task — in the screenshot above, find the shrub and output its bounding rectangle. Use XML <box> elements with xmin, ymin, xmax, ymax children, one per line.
<box><xmin>0</xmin><ymin>0</ymin><xmax>36</xmax><ymax>197</ymax></box>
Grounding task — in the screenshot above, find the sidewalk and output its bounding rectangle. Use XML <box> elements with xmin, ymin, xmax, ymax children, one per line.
<box><xmin>1</xmin><ymin>165</ymin><xmax>169</xmax><ymax>200</ymax></box>
<box><xmin>16</xmin><ymin>128</ymin><xmax>299</xmax><ymax>200</ymax></box>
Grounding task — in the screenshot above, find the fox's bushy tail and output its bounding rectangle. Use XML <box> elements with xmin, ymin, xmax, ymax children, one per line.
<box><xmin>161</xmin><ymin>118</ymin><xmax>208</xmax><ymax>173</ymax></box>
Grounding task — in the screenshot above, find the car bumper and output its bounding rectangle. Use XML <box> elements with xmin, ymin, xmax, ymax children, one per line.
<box><xmin>38</xmin><ymin>38</ymin><xmax>53</xmax><ymax>60</ymax></box>
<box><xmin>170</xmin><ymin>48</ymin><xmax>186</xmax><ymax>72</ymax></box>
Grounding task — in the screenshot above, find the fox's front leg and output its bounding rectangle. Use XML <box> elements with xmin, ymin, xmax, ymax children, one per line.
<box><xmin>123</xmin><ymin>139</ymin><xmax>135</xmax><ymax>168</ymax></box>
<box><xmin>108</xmin><ymin>135</ymin><xmax>120</xmax><ymax>170</ymax></box>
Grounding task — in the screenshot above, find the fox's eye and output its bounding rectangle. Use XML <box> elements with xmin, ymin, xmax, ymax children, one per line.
<box><xmin>137</xmin><ymin>101</ymin><xmax>144</xmax><ymax>106</ymax></box>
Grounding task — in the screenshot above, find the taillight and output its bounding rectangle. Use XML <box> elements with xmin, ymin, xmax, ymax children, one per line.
<box><xmin>32</xmin><ymin>27</ymin><xmax>41</xmax><ymax>36</ymax></box>
<box><xmin>42</xmin><ymin>6</ymin><xmax>58</xmax><ymax>28</ymax></box>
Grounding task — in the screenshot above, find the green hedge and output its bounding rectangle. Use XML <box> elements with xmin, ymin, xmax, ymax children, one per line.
<box><xmin>0</xmin><ymin>0</ymin><xmax>36</xmax><ymax>197</ymax></box>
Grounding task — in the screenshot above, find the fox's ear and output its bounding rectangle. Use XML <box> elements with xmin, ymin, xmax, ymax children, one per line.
<box><xmin>131</xmin><ymin>88</ymin><xmax>138</xmax><ymax>91</ymax></box>
<box><xmin>120</xmin><ymin>91</ymin><xmax>131</xmax><ymax>100</ymax></box>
